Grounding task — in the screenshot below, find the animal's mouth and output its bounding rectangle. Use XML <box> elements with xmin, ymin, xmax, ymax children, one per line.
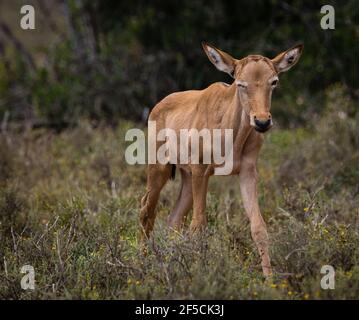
<box><xmin>254</xmin><ymin>126</ymin><xmax>271</xmax><ymax>133</ymax></box>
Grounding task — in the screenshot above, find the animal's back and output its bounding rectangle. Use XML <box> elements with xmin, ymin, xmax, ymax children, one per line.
<box><xmin>149</xmin><ymin>89</ymin><xmax>202</xmax><ymax>121</ymax></box>
<box><xmin>149</xmin><ymin>83</ymin><xmax>231</xmax><ymax>130</ymax></box>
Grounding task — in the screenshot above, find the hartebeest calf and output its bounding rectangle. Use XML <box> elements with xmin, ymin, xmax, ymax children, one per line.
<box><xmin>140</xmin><ymin>42</ymin><xmax>303</xmax><ymax>277</ymax></box>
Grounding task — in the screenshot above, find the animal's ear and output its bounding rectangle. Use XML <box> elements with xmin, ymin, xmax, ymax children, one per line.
<box><xmin>271</xmin><ymin>44</ymin><xmax>303</xmax><ymax>73</ymax></box>
<box><xmin>202</xmin><ymin>42</ymin><xmax>236</xmax><ymax>77</ymax></box>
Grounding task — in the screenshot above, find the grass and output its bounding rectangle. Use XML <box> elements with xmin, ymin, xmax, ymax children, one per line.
<box><xmin>0</xmin><ymin>87</ymin><xmax>358</xmax><ymax>300</ymax></box>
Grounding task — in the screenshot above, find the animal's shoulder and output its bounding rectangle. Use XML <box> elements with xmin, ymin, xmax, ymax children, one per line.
<box><xmin>200</xmin><ymin>82</ymin><xmax>233</xmax><ymax>99</ymax></box>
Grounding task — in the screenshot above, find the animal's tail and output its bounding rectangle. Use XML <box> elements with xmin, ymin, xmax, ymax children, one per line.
<box><xmin>170</xmin><ymin>164</ymin><xmax>176</xmax><ymax>180</ymax></box>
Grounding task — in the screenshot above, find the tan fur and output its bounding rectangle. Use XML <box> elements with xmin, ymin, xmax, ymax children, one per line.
<box><xmin>140</xmin><ymin>42</ymin><xmax>303</xmax><ymax>277</ymax></box>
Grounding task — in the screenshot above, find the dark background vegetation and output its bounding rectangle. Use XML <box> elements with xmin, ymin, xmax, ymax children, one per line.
<box><xmin>0</xmin><ymin>0</ymin><xmax>358</xmax><ymax>127</ymax></box>
<box><xmin>0</xmin><ymin>0</ymin><xmax>358</xmax><ymax>299</ymax></box>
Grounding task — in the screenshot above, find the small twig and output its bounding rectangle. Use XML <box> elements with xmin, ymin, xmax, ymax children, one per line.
<box><xmin>3</xmin><ymin>256</ymin><xmax>8</xmax><ymax>277</ymax></box>
<box><xmin>36</xmin><ymin>215</ymin><xmax>59</xmax><ymax>246</ymax></box>
<box><xmin>56</xmin><ymin>232</ymin><xmax>63</xmax><ymax>269</ymax></box>
<box><xmin>277</xmin><ymin>207</ymin><xmax>292</xmax><ymax>217</ymax></box>
<box><xmin>274</xmin><ymin>272</ymin><xmax>295</xmax><ymax>277</ymax></box>
<box><xmin>319</xmin><ymin>214</ymin><xmax>329</xmax><ymax>225</ymax></box>
<box><xmin>285</xmin><ymin>247</ymin><xmax>306</xmax><ymax>260</ymax></box>
<box><xmin>106</xmin><ymin>260</ymin><xmax>142</xmax><ymax>272</ymax></box>
<box><xmin>65</xmin><ymin>214</ymin><xmax>77</xmax><ymax>250</ymax></box>
<box><xmin>10</xmin><ymin>227</ymin><xmax>17</xmax><ymax>255</ymax></box>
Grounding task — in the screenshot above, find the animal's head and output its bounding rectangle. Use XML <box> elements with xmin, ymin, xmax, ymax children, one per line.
<box><xmin>202</xmin><ymin>42</ymin><xmax>303</xmax><ymax>132</ymax></box>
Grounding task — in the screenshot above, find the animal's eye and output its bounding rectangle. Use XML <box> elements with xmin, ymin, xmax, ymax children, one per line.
<box><xmin>271</xmin><ymin>79</ymin><xmax>279</xmax><ymax>87</ymax></box>
<box><xmin>236</xmin><ymin>80</ymin><xmax>248</xmax><ymax>89</ymax></box>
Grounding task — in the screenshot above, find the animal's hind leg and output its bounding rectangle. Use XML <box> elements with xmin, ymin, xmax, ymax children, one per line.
<box><xmin>140</xmin><ymin>164</ymin><xmax>171</xmax><ymax>240</ymax></box>
<box><xmin>167</xmin><ymin>169</ymin><xmax>193</xmax><ymax>230</ymax></box>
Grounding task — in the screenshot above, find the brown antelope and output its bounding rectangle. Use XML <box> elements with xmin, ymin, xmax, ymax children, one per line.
<box><xmin>140</xmin><ymin>42</ymin><xmax>303</xmax><ymax>277</ymax></box>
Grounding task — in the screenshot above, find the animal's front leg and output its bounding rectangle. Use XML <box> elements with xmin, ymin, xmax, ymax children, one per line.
<box><xmin>190</xmin><ymin>167</ymin><xmax>209</xmax><ymax>232</ymax></box>
<box><xmin>239</xmin><ymin>158</ymin><xmax>272</xmax><ymax>277</ymax></box>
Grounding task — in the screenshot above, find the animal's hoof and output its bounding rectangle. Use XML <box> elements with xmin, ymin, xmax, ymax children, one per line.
<box><xmin>263</xmin><ymin>267</ymin><xmax>274</xmax><ymax>280</ymax></box>
<box><xmin>189</xmin><ymin>221</ymin><xmax>207</xmax><ymax>234</ymax></box>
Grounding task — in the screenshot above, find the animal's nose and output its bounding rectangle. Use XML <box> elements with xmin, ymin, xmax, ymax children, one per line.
<box><xmin>253</xmin><ymin>115</ymin><xmax>272</xmax><ymax>132</ymax></box>
<box><xmin>254</xmin><ymin>118</ymin><xmax>271</xmax><ymax>130</ymax></box>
